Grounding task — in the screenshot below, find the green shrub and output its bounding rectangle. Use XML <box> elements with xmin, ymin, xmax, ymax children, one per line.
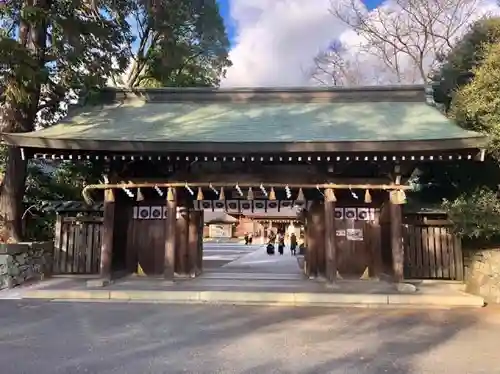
<box><xmin>442</xmin><ymin>188</ymin><xmax>500</xmax><ymax>239</ymax></box>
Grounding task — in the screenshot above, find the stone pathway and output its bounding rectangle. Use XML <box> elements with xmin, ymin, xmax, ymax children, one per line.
<box><xmin>220</xmin><ymin>243</ymin><xmax>301</xmax><ymax>274</ymax></box>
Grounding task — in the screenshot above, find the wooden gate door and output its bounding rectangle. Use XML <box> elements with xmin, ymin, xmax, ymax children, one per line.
<box><xmin>335</xmin><ymin>219</ymin><xmax>381</xmax><ymax>279</ymax></box>
<box><xmin>126</xmin><ymin>219</ymin><xmax>165</xmax><ymax>275</ymax></box>
<box><xmin>53</xmin><ymin>216</ymin><xmax>102</xmax><ymax>274</ymax></box>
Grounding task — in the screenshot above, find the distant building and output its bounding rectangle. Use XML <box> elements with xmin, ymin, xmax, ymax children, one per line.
<box><xmin>203</xmin><ymin>210</ymin><xmax>238</xmax><ymax>239</ymax></box>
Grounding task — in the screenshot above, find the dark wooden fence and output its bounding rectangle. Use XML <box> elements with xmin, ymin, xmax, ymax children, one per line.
<box><xmin>403</xmin><ymin>223</ymin><xmax>463</xmax><ymax>281</ymax></box>
<box><xmin>53</xmin><ymin>215</ymin><xmax>103</xmax><ymax>274</ymax></box>
<box><xmin>51</xmin><ymin>207</ymin><xmax>465</xmax><ymax>280</ymax></box>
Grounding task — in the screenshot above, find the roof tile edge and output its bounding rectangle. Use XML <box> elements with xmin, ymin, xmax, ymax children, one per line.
<box><xmin>95</xmin><ymin>85</ymin><xmax>428</xmax><ymax>103</ymax></box>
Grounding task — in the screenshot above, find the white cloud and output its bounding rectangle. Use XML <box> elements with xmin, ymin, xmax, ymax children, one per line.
<box><xmin>222</xmin><ymin>0</ymin><xmax>357</xmax><ymax>87</ymax></box>
<box><xmin>222</xmin><ymin>0</ymin><xmax>500</xmax><ymax>87</ymax></box>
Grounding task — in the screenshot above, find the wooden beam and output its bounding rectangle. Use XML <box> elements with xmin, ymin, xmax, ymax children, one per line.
<box><xmin>8</xmin><ymin>134</ymin><xmax>486</xmax><ymax>154</ymax></box>
<box><xmin>86</xmin><ymin>182</ymin><xmax>412</xmax><ymax>190</ymax></box>
<box><xmin>390</xmin><ymin>201</ymin><xmax>404</xmax><ymax>282</ymax></box>
<box><xmin>83</xmin><ymin>182</ymin><xmax>412</xmax><ymax>203</ymax></box>
<box><xmin>324</xmin><ymin>189</ymin><xmax>337</xmax><ymax>282</ymax></box>
<box><xmin>100</xmin><ymin>189</ymin><xmax>115</xmax><ymax>279</ymax></box>
<box><xmin>164</xmin><ymin>188</ymin><xmax>177</xmax><ymax>280</ymax></box>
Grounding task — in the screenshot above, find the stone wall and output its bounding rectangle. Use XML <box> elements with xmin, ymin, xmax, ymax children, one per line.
<box><xmin>0</xmin><ymin>242</ymin><xmax>53</xmax><ymax>289</ymax></box>
<box><xmin>464</xmin><ymin>248</ymin><xmax>500</xmax><ymax>304</ymax></box>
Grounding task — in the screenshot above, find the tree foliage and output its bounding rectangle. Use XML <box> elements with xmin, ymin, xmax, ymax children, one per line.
<box><xmin>426</xmin><ymin>17</ymin><xmax>500</xmax><ymax>240</ymax></box>
<box><xmin>113</xmin><ymin>0</ymin><xmax>231</xmax><ymax>88</ymax></box>
<box><xmin>432</xmin><ymin>17</ymin><xmax>500</xmax><ymax>111</ymax></box>
<box><xmin>443</xmin><ymin>189</ymin><xmax>500</xmax><ymax>239</ymax></box>
<box><xmin>450</xmin><ymin>42</ymin><xmax>500</xmax><ymax>159</ymax></box>
<box><xmin>414</xmin><ymin>159</ymin><xmax>500</xmax><ymax>204</ymax></box>
<box><xmin>22</xmin><ymin>160</ymin><xmax>102</xmax><ymax>240</ymax></box>
<box><xmin>0</xmin><ymin>0</ymin><xmax>133</xmax><ymax>129</ymax></box>
<box><xmin>0</xmin><ymin>0</ymin><xmax>133</xmax><ymax>241</ymax></box>
<box><xmin>0</xmin><ymin>0</ymin><xmax>231</xmax><ymax>241</ymax></box>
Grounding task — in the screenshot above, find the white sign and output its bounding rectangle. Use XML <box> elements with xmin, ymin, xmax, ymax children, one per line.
<box><xmin>336</xmin><ymin>229</ymin><xmax>346</xmax><ymax>237</ymax></box>
<box><xmin>209</xmin><ymin>224</ymin><xmax>232</xmax><ymax>238</ymax></box>
<box><xmin>346</xmin><ymin>228</ymin><xmax>363</xmax><ymax>241</ymax></box>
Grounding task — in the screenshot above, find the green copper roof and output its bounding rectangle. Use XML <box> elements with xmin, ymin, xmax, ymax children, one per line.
<box><xmin>13</xmin><ymin>100</ymin><xmax>482</xmax><ymax>143</ymax></box>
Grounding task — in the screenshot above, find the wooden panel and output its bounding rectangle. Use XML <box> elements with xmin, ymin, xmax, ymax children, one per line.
<box><xmin>434</xmin><ymin>226</ymin><xmax>443</xmax><ymax>278</ymax></box>
<box><xmin>421</xmin><ymin>227</ymin><xmax>430</xmax><ymax>278</ymax></box>
<box><xmin>446</xmin><ymin>228</ymin><xmax>455</xmax><ymax>280</ymax></box>
<box><xmin>126</xmin><ymin>219</ymin><xmax>165</xmax><ymax>275</ymax></box>
<box><xmin>454</xmin><ymin>234</ymin><xmax>464</xmax><ymax>281</ymax></box>
<box><xmin>335</xmin><ymin>220</ymin><xmax>373</xmax><ymax>279</ymax></box>
<box><xmin>440</xmin><ymin>228</ymin><xmax>450</xmax><ymax>279</ymax></box>
<box><xmin>403</xmin><ymin>224</ymin><xmax>463</xmax><ymax>281</ymax></box>
<box><xmin>415</xmin><ymin>226</ymin><xmax>423</xmax><ymax>278</ymax></box>
<box><xmin>427</xmin><ymin>226</ymin><xmax>436</xmax><ymax>278</ymax></box>
<box><xmin>53</xmin><ymin>216</ymin><xmax>102</xmax><ymax>275</ymax></box>
<box><xmin>368</xmin><ymin>219</ymin><xmax>382</xmax><ymax>277</ymax></box>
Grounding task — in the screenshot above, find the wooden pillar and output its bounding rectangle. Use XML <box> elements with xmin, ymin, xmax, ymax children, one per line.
<box><xmin>176</xmin><ymin>206</ymin><xmax>189</xmax><ymax>276</ymax></box>
<box><xmin>164</xmin><ymin>187</ymin><xmax>176</xmax><ymax>280</ymax></box>
<box><xmin>370</xmin><ymin>212</ymin><xmax>383</xmax><ymax>278</ymax></box>
<box><xmin>197</xmin><ymin>209</ymin><xmax>204</xmax><ymax>274</ymax></box>
<box><xmin>315</xmin><ymin>202</ymin><xmax>326</xmax><ymax>277</ymax></box>
<box><xmin>100</xmin><ymin>189</ymin><xmax>115</xmax><ymax>279</ymax></box>
<box><xmin>390</xmin><ymin>200</ymin><xmax>404</xmax><ymax>282</ymax></box>
<box><xmin>305</xmin><ymin>201</ymin><xmax>324</xmax><ymax>278</ymax></box>
<box><xmin>324</xmin><ymin>189</ymin><xmax>337</xmax><ymax>282</ymax></box>
<box><xmin>305</xmin><ymin>210</ymin><xmax>313</xmax><ymax>277</ymax></box>
<box><xmin>188</xmin><ymin>209</ymin><xmax>202</xmax><ymax>277</ymax></box>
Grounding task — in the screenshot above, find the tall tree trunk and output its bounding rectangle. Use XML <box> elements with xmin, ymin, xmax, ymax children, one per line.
<box><xmin>0</xmin><ymin>0</ymin><xmax>50</xmax><ymax>241</ymax></box>
<box><xmin>0</xmin><ymin>147</ymin><xmax>27</xmax><ymax>241</ymax></box>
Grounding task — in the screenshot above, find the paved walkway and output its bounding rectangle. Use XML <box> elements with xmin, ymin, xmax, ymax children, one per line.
<box><xmin>202</xmin><ymin>243</ymin><xmax>260</xmax><ymax>269</ymax></box>
<box><xmin>219</xmin><ymin>243</ymin><xmax>302</xmax><ymax>274</ymax></box>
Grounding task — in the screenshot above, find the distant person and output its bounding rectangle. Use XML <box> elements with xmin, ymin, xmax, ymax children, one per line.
<box><xmin>248</xmin><ymin>233</ymin><xmax>253</xmax><ymax>244</ymax></box>
<box><xmin>244</xmin><ymin>232</ymin><xmax>249</xmax><ymax>245</ymax></box>
<box><xmin>266</xmin><ymin>236</ymin><xmax>275</xmax><ymax>255</ymax></box>
<box><xmin>298</xmin><ymin>234</ymin><xmax>306</xmax><ymax>255</ymax></box>
<box><xmin>290</xmin><ymin>233</ymin><xmax>297</xmax><ymax>256</ymax></box>
<box><xmin>268</xmin><ymin>230</ymin><xmax>276</xmax><ymax>244</ymax></box>
<box><xmin>278</xmin><ymin>232</ymin><xmax>285</xmax><ymax>255</ymax></box>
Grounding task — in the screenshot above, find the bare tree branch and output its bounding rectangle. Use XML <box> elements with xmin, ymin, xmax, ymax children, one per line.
<box><xmin>309</xmin><ymin>0</ymin><xmax>486</xmax><ymax>86</ymax></box>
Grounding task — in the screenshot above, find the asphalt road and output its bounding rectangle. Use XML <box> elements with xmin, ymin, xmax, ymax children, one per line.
<box><xmin>0</xmin><ymin>301</ymin><xmax>499</xmax><ymax>374</ymax></box>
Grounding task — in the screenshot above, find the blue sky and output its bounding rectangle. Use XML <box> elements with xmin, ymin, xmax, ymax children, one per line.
<box><xmin>217</xmin><ymin>0</ymin><xmax>384</xmax><ymax>45</ymax></box>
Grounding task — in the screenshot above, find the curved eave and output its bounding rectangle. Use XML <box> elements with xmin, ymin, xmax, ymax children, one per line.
<box><xmin>0</xmin><ymin>134</ymin><xmax>488</xmax><ymax>153</ymax></box>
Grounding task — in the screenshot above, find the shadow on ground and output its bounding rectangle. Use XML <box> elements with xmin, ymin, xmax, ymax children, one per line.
<box><xmin>0</xmin><ymin>301</ymin><xmax>487</xmax><ymax>374</ymax></box>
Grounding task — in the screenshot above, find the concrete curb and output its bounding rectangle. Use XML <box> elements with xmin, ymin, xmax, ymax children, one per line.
<box><xmin>19</xmin><ymin>289</ymin><xmax>485</xmax><ymax>308</ymax></box>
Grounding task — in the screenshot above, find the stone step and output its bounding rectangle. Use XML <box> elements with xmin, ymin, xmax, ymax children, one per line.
<box><xmin>189</xmin><ymin>279</ymin><xmax>309</xmax><ymax>288</ymax></box>
<box><xmin>200</xmin><ymin>272</ymin><xmax>304</xmax><ymax>281</ymax></box>
<box><xmin>19</xmin><ymin>289</ymin><xmax>485</xmax><ymax>308</ymax></box>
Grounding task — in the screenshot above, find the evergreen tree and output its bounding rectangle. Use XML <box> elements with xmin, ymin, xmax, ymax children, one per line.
<box><xmin>0</xmin><ymin>0</ymin><xmax>133</xmax><ymax>241</ymax></box>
